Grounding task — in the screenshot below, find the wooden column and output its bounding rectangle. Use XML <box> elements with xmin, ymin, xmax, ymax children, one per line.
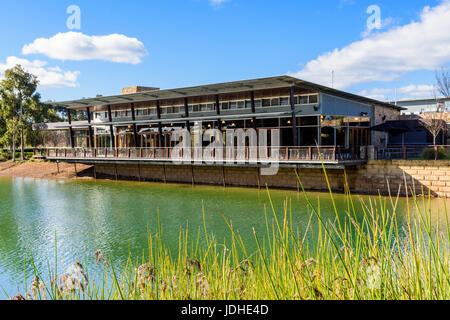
<box><xmin>67</xmin><ymin>108</ymin><xmax>75</xmax><ymax>148</ymax></box>
<box><xmin>130</xmin><ymin>103</ymin><xmax>139</xmax><ymax>147</ymax></box>
<box><xmin>184</xmin><ymin>98</ymin><xmax>191</xmax><ymax>132</ymax></box>
<box><xmin>107</xmin><ymin>105</ymin><xmax>115</xmax><ymax>148</ymax></box>
<box><xmin>215</xmin><ymin>95</ymin><xmax>222</xmax><ymax>131</ymax></box>
<box><xmin>251</xmin><ymin>91</ymin><xmax>257</xmax><ymax>132</ymax></box>
<box><xmin>317</xmin><ymin>116</ymin><xmax>322</xmax><ymax>146</ymax></box>
<box><xmin>86</xmin><ymin>107</ymin><xmax>94</xmax><ymax>148</ymax></box>
<box><xmin>156</xmin><ymin>100</ymin><xmax>163</xmax><ymax>147</ymax></box>
<box><xmin>289</xmin><ymin>87</ymin><xmax>298</xmax><ymax>147</ymax></box>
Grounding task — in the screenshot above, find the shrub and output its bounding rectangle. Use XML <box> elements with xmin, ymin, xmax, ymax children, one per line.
<box><xmin>422</xmin><ymin>147</ymin><xmax>447</xmax><ymax>160</ymax></box>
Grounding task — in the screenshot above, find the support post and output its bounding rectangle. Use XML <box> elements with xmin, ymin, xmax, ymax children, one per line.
<box><xmin>184</xmin><ymin>98</ymin><xmax>191</xmax><ymax>132</ymax></box>
<box><xmin>86</xmin><ymin>107</ymin><xmax>94</xmax><ymax>149</ymax></box>
<box><xmin>251</xmin><ymin>91</ymin><xmax>257</xmax><ymax>137</ymax></box>
<box><xmin>156</xmin><ymin>100</ymin><xmax>163</xmax><ymax>147</ymax></box>
<box><xmin>67</xmin><ymin>109</ymin><xmax>75</xmax><ymax>148</ymax></box>
<box><xmin>289</xmin><ymin>87</ymin><xmax>298</xmax><ymax>146</ymax></box>
<box><xmin>216</xmin><ymin>95</ymin><xmax>222</xmax><ymax>131</ymax></box>
<box><xmin>130</xmin><ymin>103</ymin><xmax>139</xmax><ymax>147</ymax></box>
<box><xmin>107</xmin><ymin>105</ymin><xmax>115</xmax><ymax>149</ymax></box>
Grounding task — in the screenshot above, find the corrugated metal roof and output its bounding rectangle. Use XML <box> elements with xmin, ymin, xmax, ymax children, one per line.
<box><xmin>47</xmin><ymin>75</ymin><xmax>405</xmax><ymax>111</ymax></box>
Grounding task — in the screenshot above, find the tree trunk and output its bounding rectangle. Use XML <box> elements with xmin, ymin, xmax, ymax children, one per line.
<box><xmin>20</xmin><ymin>129</ymin><xmax>24</xmax><ymax>161</ymax></box>
<box><xmin>434</xmin><ymin>135</ymin><xmax>438</xmax><ymax>160</ymax></box>
<box><xmin>12</xmin><ymin>132</ymin><xmax>16</xmax><ymax>162</ymax></box>
<box><xmin>19</xmin><ymin>100</ymin><xmax>24</xmax><ymax>161</ymax></box>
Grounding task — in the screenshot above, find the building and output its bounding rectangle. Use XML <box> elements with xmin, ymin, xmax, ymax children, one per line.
<box><xmin>37</xmin><ymin>75</ymin><xmax>402</xmax><ymax>152</ymax></box>
<box><xmin>390</xmin><ymin>97</ymin><xmax>450</xmax><ymax>115</ymax></box>
<box><xmin>33</xmin><ymin>75</ymin><xmax>405</xmax><ymax>187</ymax></box>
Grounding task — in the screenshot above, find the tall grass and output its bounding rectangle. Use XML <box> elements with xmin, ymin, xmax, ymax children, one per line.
<box><xmin>12</xmin><ymin>172</ymin><xmax>450</xmax><ymax>300</ymax></box>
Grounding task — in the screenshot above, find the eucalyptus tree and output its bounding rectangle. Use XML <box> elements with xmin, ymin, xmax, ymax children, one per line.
<box><xmin>0</xmin><ymin>65</ymin><xmax>59</xmax><ymax>161</ymax></box>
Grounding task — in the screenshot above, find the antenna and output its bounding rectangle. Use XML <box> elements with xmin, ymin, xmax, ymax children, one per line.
<box><xmin>395</xmin><ymin>87</ymin><xmax>397</xmax><ymax>105</ymax></box>
<box><xmin>331</xmin><ymin>70</ymin><xmax>335</xmax><ymax>88</ymax></box>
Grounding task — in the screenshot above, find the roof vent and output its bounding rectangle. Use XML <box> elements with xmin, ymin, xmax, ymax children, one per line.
<box><xmin>121</xmin><ymin>86</ymin><xmax>160</xmax><ymax>95</ymax></box>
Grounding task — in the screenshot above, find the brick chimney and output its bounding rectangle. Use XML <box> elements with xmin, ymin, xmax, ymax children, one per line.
<box><xmin>121</xmin><ymin>86</ymin><xmax>160</xmax><ymax>95</ymax></box>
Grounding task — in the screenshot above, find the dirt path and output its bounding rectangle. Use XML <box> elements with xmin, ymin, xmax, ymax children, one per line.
<box><xmin>0</xmin><ymin>161</ymin><xmax>94</xmax><ymax>180</ymax></box>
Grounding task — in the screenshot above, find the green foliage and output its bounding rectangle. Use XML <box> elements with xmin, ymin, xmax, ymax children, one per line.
<box><xmin>422</xmin><ymin>147</ymin><xmax>448</xmax><ymax>160</ymax></box>
<box><xmin>0</xmin><ymin>65</ymin><xmax>61</xmax><ymax>151</ymax></box>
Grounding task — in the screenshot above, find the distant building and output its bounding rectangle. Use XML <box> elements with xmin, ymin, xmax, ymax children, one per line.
<box><xmin>389</xmin><ymin>97</ymin><xmax>450</xmax><ymax>115</ymax></box>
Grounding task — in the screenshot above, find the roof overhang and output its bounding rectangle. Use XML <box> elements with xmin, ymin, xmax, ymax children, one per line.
<box><xmin>47</xmin><ymin>75</ymin><xmax>405</xmax><ymax>112</ymax></box>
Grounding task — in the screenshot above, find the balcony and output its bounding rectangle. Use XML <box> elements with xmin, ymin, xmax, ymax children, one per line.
<box><xmin>34</xmin><ymin>146</ymin><xmax>366</xmax><ymax>168</ymax></box>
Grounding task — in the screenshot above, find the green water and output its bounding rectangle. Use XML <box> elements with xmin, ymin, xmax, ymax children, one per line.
<box><xmin>0</xmin><ymin>176</ymin><xmax>447</xmax><ymax>299</ymax></box>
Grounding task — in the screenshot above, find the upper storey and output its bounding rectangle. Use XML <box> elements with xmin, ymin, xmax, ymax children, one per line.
<box><xmin>47</xmin><ymin>75</ymin><xmax>404</xmax><ymax>126</ymax></box>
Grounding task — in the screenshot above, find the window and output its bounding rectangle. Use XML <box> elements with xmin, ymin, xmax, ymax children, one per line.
<box><xmin>280</xmin><ymin>97</ymin><xmax>290</xmax><ymax>106</ymax></box>
<box><xmin>299</xmin><ymin>96</ymin><xmax>309</xmax><ymax>104</ymax></box>
<box><xmin>149</xmin><ymin>108</ymin><xmax>156</xmax><ymax>115</ymax></box>
<box><xmin>192</xmin><ymin>105</ymin><xmax>200</xmax><ymax>112</ymax></box>
<box><xmin>270</xmin><ymin>98</ymin><xmax>280</xmax><ymax>106</ymax></box>
<box><xmin>245</xmin><ymin>101</ymin><xmax>252</xmax><ymax>109</ymax></box>
<box><xmin>237</xmin><ymin>101</ymin><xmax>245</xmax><ymax>109</ymax></box>
<box><xmin>262</xmin><ymin>99</ymin><xmax>271</xmax><ymax>107</ymax></box>
<box><xmin>255</xmin><ymin>100</ymin><xmax>262</xmax><ymax>108</ymax></box>
<box><xmin>229</xmin><ymin>102</ymin><xmax>237</xmax><ymax>110</ymax></box>
<box><xmin>309</xmin><ymin>95</ymin><xmax>318</xmax><ymax>104</ymax></box>
<box><xmin>200</xmin><ymin>104</ymin><xmax>207</xmax><ymax>111</ymax></box>
<box><xmin>221</xmin><ymin>102</ymin><xmax>229</xmax><ymax>110</ymax></box>
<box><xmin>207</xmin><ymin>103</ymin><xmax>215</xmax><ymax>111</ymax></box>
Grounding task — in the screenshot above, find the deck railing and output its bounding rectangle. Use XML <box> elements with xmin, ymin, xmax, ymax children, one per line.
<box><xmin>375</xmin><ymin>145</ymin><xmax>450</xmax><ymax>160</ymax></box>
<box><xmin>34</xmin><ymin>146</ymin><xmax>364</xmax><ymax>163</ymax></box>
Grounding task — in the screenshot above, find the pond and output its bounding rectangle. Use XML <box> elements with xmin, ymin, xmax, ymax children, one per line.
<box><xmin>0</xmin><ymin>176</ymin><xmax>447</xmax><ymax>299</ymax></box>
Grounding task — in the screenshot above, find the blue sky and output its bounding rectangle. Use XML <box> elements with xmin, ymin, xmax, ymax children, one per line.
<box><xmin>0</xmin><ymin>0</ymin><xmax>448</xmax><ymax>102</ymax></box>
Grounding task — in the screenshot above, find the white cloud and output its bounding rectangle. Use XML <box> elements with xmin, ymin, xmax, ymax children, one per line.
<box><xmin>0</xmin><ymin>56</ymin><xmax>80</xmax><ymax>88</ymax></box>
<box><xmin>291</xmin><ymin>1</ymin><xmax>450</xmax><ymax>89</ymax></box>
<box><xmin>359</xmin><ymin>84</ymin><xmax>436</xmax><ymax>101</ymax></box>
<box><xmin>22</xmin><ymin>32</ymin><xmax>148</xmax><ymax>64</ymax></box>
<box><xmin>209</xmin><ymin>0</ymin><xmax>228</xmax><ymax>6</ymax></box>
<box><xmin>361</xmin><ymin>17</ymin><xmax>396</xmax><ymax>38</ymax></box>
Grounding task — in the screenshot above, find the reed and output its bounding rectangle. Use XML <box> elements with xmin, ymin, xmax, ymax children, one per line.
<box><xmin>12</xmin><ymin>171</ymin><xmax>450</xmax><ymax>300</ymax></box>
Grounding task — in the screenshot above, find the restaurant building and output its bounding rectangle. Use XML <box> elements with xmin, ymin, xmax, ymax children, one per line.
<box><xmin>34</xmin><ymin>76</ymin><xmax>404</xmax><ymax>189</ymax></box>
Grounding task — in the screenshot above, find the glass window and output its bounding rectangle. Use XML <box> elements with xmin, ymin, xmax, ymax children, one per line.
<box><xmin>280</xmin><ymin>97</ymin><xmax>290</xmax><ymax>106</ymax></box>
<box><xmin>149</xmin><ymin>108</ymin><xmax>156</xmax><ymax>115</ymax></box>
<box><xmin>200</xmin><ymin>104</ymin><xmax>207</xmax><ymax>111</ymax></box>
<box><xmin>271</xmin><ymin>98</ymin><xmax>280</xmax><ymax>106</ymax></box>
<box><xmin>188</xmin><ymin>106</ymin><xmax>193</xmax><ymax>112</ymax></box>
<box><xmin>221</xmin><ymin>102</ymin><xmax>229</xmax><ymax>110</ymax></box>
<box><xmin>207</xmin><ymin>103</ymin><xmax>215</xmax><ymax>111</ymax></box>
<box><xmin>262</xmin><ymin>99</ymin><xmax>271</xmax><ymax>107</ymax></box>
<box><xmin>299</xmin><ymin>96</ymin><xmax>309</xmax><ymax>104</ymax></box>
<box><xmin>237</xmin><ymin>101</ymin><xmax>245</xmax><ymax>109</ymax></box>
<box><xmin>309</xmin><ymin>95</ymin><xmax>318</xmax><ymax>104</ymax></box>
<box><xmin>229</xmin><ymin>102</ymin><xmax>237</xmax><ymax>110</ymax></box>
<box><xmin>192</xmin><ymin>105</ymin><xmax>200</xmax><ymax>112</ymax></box>
<box><xmin>255</xmin><ymin>100</ymin><xmax>262</xmax><ymax>108</ymax></box>
<box><xmin>299</xmin><ymin>116</ymin><xmax>318</xmax><ymax>126</ymax></box>
<box><xmin>245</xmin><ymin>101</ymin><xmax>252</xmax><ymax>109</ymax></box>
